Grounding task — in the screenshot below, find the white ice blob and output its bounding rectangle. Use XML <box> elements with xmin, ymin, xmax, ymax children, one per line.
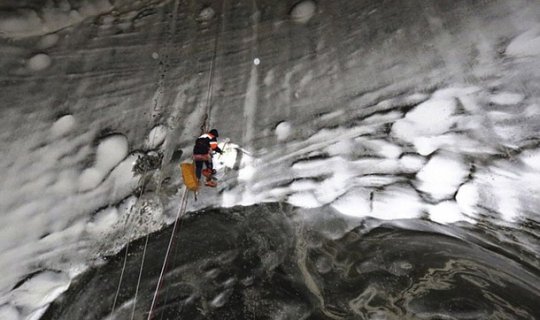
<box><xmin>520</xmin><ymin>148</ymin><xmax>540</xmax><ymax>170</ymax></box>
<box><xmin>429</xmin><ymin>201</ymin><xmax>473</xmax><ymax>224</ymax></box>
<box><xmin>78</xmin><ymin>167</ymin><xmax>103</xmax><ymax>192</ymax></box>
<box><xmin>456</xmin><ymin>182</ymin><xmax>479</xmax><ymax>216</ymax></box>
<box><xmin>38</xmin><ymin>33</ymin><xmax>60</xmax><ymax>49</ymax></box>
<box><xmin>290</xmin><ymin>1</ymin><xmax>317</xmax><ymax>24</ymax></box>
<box><xmin>275</xmin><ymin>121</ymin><xmax>292</xmax><ymax>141</ymax></box>
<box><xmin>9</xmin><ymin>271</ymin><xmax>70</xmax><ymax>310</ymax></box>
<box><xmin>490</xmin><ymin>92</ymin><xmax>524</xmax><ymax>105</ymax></box>
<box><xmin>399</xmin><ymin>154</ymin><xmax>426</xmax><ymax>173</ymax></box>
<box><xmin>0</xmin><ymin>305</ymin><xmax>19</xmax><ymax>320</ymax></box>
<box><xmin>95</xmin><ymin>135</ymin><xmax>129</xmax><ymax>172</ymax></box>
<box><xmin>145</xmin><ymin>125</ymin><xmax>167</xmax><ymax>149</ymax></box>
<box><xmin>506</xmin><ymin>27</ymin><xmax>540</xmax><ymax>57</ymax></box>
<box><xmin>199</xmin><ymin>7</ymin><xmax>215</xmax><ymax>21</ymax></box>
<box><xmin>50</xmin><ymin>114</ymin><xmax>76</xmax><ymax>138</ymax></box>
<box><xmin>27</xmin><ymin>53</ymin><xmax>52</xmax><ymax>71</ymax></box>
<box><xmin>371</xmin><ymin>185</ymin><xmax>424</xmax><ymax>220</ymax></box>
<box><xmin>416</xmin><ymin>153</ymin><xmax>469</xmax><ymax>201</ymax></box>
<box><xmin>331</xmin><ymin>188</ymin><xmax>371</xmax><ymax>217</ymax></box>
<box><xmin>253</xmin><ymin>58</ymin><xmax>260</xmax><ymax>65</ymax></box>
<box><xmin>392</xmin><ymin>97</ymin><xmax>457</xmax><ymax>147</ymax></box>
<box><xmin>86</xmin><ymin>207</ymin><xmax>119</xmax><ymax>235</ymax></box>
<box><xmin>78</xmin><ymin>134</ymin><xmax>129</xmax><ymax>192</ymax></box>
<box><xmin>287</xmin><ymin>191</ymin><xmax>321</xmax><ymax>208</ymax></box>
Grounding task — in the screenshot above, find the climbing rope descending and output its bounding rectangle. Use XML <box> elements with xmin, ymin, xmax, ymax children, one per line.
<box><xmin>200</xmin><ymin>0</ymin><xmax>223</xmax><ymax>134</ymax></box>
<box><xmin>131</xmin><ymin>234</ymin><xmax>150</xmax><ymax>320</ymax></box>
<box><xmin>147</xmin><ymin>188</ymin><xmax>189</xmax><ymax>320</ymax></box>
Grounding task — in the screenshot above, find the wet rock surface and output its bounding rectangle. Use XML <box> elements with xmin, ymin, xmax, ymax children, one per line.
<box><xmin>43</xmin><ymin>204</ymin><xmax>540</xmax><ymax>320</ymax></box>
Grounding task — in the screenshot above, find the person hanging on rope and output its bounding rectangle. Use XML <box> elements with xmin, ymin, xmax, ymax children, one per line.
<box><xmin>193</xmin><ymin>129</ymin><xmax>223</xmax><ymax>187</ymax></box>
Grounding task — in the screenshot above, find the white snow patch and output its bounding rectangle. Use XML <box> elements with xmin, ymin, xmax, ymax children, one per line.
<box><xmin>325</xmin><ymin>139</ymin><xmax>354</xmax><ymax>156</ymax></box>
<box><xmin>330</xmin><ymin>188</ymin><xmax>371</xmax><ymax>217</ymax></box>
<box><xmin>371</xmin><ymin>185</ymin><xmax>424</xmax><ymax>220</ymax></box>
<box><xmin>506</xmin><ymin>27</ymin><xmax>540</xmax><ymax>57</ymax></box>
<box><xmin>95</xmin><ymin>135</ymin><xmax>129</xmax><ymax>172</ymax></box>
<box><xmin>50</xmin><ymin>115</ymin><xmax>76</xmax><ymax>138</ymax></box>
<box><xmin>416</xmin><ymin>153</ymin><xmax>469</xmax><ymax>201</ymax></box>
<box><xmin>456</xmin><ymin>182</ymin><xmax>479</xmax><ymax>217</ymax></box>
<box><xmin>254</xmin><ymin>58</ymin><xmax>260</xmax><ymax>65</ymax></box>
<box><xmin>78</xmin><ymin>167</ymin><xmax>103</xmax><ymax>192</ymax></box>
<box><xmin>391</xmin><ymin>97</ymin><xmax>457</xmax><ymax>146</ymax></box>
<box><xmin>290</xmin><ymin>1</ymin><xmax>317</xmax><ymax>24</ymax></box>
<box><xmin>86</xmin><ymin>207</ymin><xmax>119</xmax><ymax>235</ymax></box>
<box><xmin>38</xmin><ymin>34</ymin><xmax>60</xmax><ymax>49</ymax></box>
<box><xmin>489</xmin><ymin>92</ymin><xmax>524</xmax><ymax>105</ymax></box>
<box><xmin>399</xmin><ymin>154</ymin><xmax>426</xmax><ymax>172</ymax></box>
<box><xmin>9</xmin><ymin>271</ymin><xmax>70</xmax><ymax>310</ymax></box>
<box><xmin>429</xmin><ymin>201</ymin><xmax>473</xmax><ymax>224</ymax></box>
<box><xmin>0</xmin><ymin>304</ymin><xmax>19</xmax><ymax>319</ymax></box>
<box><xmin>26</xmin><ymin>53</ymin><xmax>52</xmax><ymax>71</ymax></box>
<box><xmin>275</xmin><ymin>121</ymin><xmax>292</xmax><ymax>141</ymax></box>
<box><xmin>145</xmin><ymin>125</ymin><xmax>167</xmax><ymax>149</ymax></box>
<box><xmin>199</xmin><ymin>7</ymin><xmax>215</xmax><ymax>21</ymax></box>
<box><xmin>367</xmin><ymin>139</ymin><xmax>402</xmax><ymax>158</ymax></box>
<box><xmin>520</xmin><ymin>148</ymin><xmax>540</xmax><ymax>170</ymax></box>
<box><xmin>287</xmin><ymin>191</ymin><xmax>321</xmax><ymax>208</ymax></box>
<box><xmin>78</xmin><ymin>134</ymin><xmax>129</xmax><ymax>192</ymax></box>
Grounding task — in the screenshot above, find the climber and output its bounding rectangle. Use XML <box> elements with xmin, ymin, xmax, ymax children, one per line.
<box><xmin>192</xmin><ymin>129</ymin><xmax>223</xmax><ymax>187</ymax></box>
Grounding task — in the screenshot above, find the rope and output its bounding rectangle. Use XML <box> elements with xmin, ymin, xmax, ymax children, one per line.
<box><xmin>110</xmin><ymin>176</ymin><xmax>150</xmax><ymax>315</ymax></box>
<box><xmin>110</xmin><ymin>0</ymin><xmax>184</xmax><ymax>315</ymax></box>
<box><xmin>110</xmin><ymin>242</ymin><xmax>130</xmax><ymax>312</ymax></box>
<box><xmin>130</xmin><ymin>234</ymin><xmax>150</xmax><ymax>320</ymax></box>
<box><xmin>147</xmin><ymin>188</ymin><xmax>189</xmax><ymax>320</ymax></box>
<box><xmin>200</xmin><ymin>0</ymin><xmax>222</xmax><ymax>134</ymax></box>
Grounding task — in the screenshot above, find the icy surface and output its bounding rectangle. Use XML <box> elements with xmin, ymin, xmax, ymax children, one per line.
<box><xmin>26</xmin><ymin>54</ymin><xmax>52</xmax><ymax>71</ymax></box>
<box><xmin>1</xmin><ymin>0</ymin><xmax>540</xmax><ymax>318</ymax></box>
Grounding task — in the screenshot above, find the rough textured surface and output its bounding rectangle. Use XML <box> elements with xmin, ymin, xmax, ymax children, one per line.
<box><xmin>1</xmin><ymin>0</ymin><xmax>540</xmax><ymax>319</ymax></box>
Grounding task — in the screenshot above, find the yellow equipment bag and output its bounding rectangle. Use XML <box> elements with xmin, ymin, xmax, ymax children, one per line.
<box><xmin>181</xmin><ymin>162</ymin><xmax>199</xmax><ymax>191</ymax></box>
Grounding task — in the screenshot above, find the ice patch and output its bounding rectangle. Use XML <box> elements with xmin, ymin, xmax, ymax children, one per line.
<box><xmin>489</xmin><ymin>92</ymin><xmax>524</xmax><ymax>105</ymax></box>
<box><xmin>371</xmin><ymin>185</ymin><xmax>424</xmax><ymax>220</ymax></box>
<box><xmin>199</xmin><ymin>7</ymin><xmax>215</xmax><ymax>21</ymax></box>
<box><xmin>429</xmin><ymin>201</ymin><xmax>473</xmax><ymax>224</ymax></box>
<box><xmin>506</xmin><ymin>27</ymin><xmax>540</xmax><ymax>57</ymax></box>
<box><xmin>275</xmin><ymin>121</ymin><xmax>292</xmax><ymax>141</ymax></box>
<box><xmin>391</xmin><ymin>97</ymin><xmax>457</xmax><ymax>146</ymax></box>
<box><xmin>287</xmin><ymin>191</ymin><xmax>321</xmax><ymax>208</ymax></box>
<box><xmin>78</xmin><ymin>134</ymin><xmax>129</xmax><ymax>192</ymax></box>
<box><xmin>416</xmin><ymin>153</ymin><xmax>469</xmax><ymax>201</ymax></box>
<box><xmin>0</xmin><ymin>304</ymin><xmax>19</xmax><ymax>320</ymax></box>
<box><xmin>50</xmin><ymin>115</ymin><xmax>76</xmax><ymax>138</ymax></box>
<box><xmin>325</xmin><ymin>139</ymin><xmax>354</xmax><ymax>156</ymax></box>
<box><xmin>330</xmin><ymin>188</ymin><xmax>371</xmax><ymax>217</ymax></box>
<box><xmin>26</xmin><ymin>53</ymin><xmax>52</xmax><ymax>71</ymax></box>
<box><xmin>38</xmin><ymin>34</ymin><xmax>59</xmax><ymax>49</ymax></box>
<box><xmin>399</xmin><ymin>154</ymin><xmax>426</xmax><ymax>172</ymax></box>
<box><xmin>455</xmin><ymin>183</ymin><xmax>479</xmax><ymax>217</ymax></box>
<box><xmin>86</xmin><ymin>207</ymin><xmax>119</xmax><ymax>235</ymax></box>
<box><xmin>145</xmin><ymin>125</ymin><xmax>167</xmax><ymax>149</ymax></box>
<box><xmin>95</xmin><ymin>135</ymin><xmax>129</xmax><ymax>172</ymax></box>
<box><xmin>78</xmin><ymin>167</ymin><xmax>103</xmax><ymax>192</ymax></box>
<box><xmin>290</xmin><ymin>1</ymin><xmax>316</xmax><ymax>24</ymax></box>
<box><xmin>520</xmin><ymin>148</ymin><xmax>540</xmax><ymax>170</ymax></box>
<box><xmin>9</xmin><ymin>271</ymin><xmax>70</xmax><ymax>311</ymax></box>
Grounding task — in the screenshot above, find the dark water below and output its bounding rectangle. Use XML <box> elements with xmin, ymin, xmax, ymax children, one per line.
<box><xmin>43</xmin><ymin>203</ymin><xmax>540</xmax><ymax>320</ymax></box>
